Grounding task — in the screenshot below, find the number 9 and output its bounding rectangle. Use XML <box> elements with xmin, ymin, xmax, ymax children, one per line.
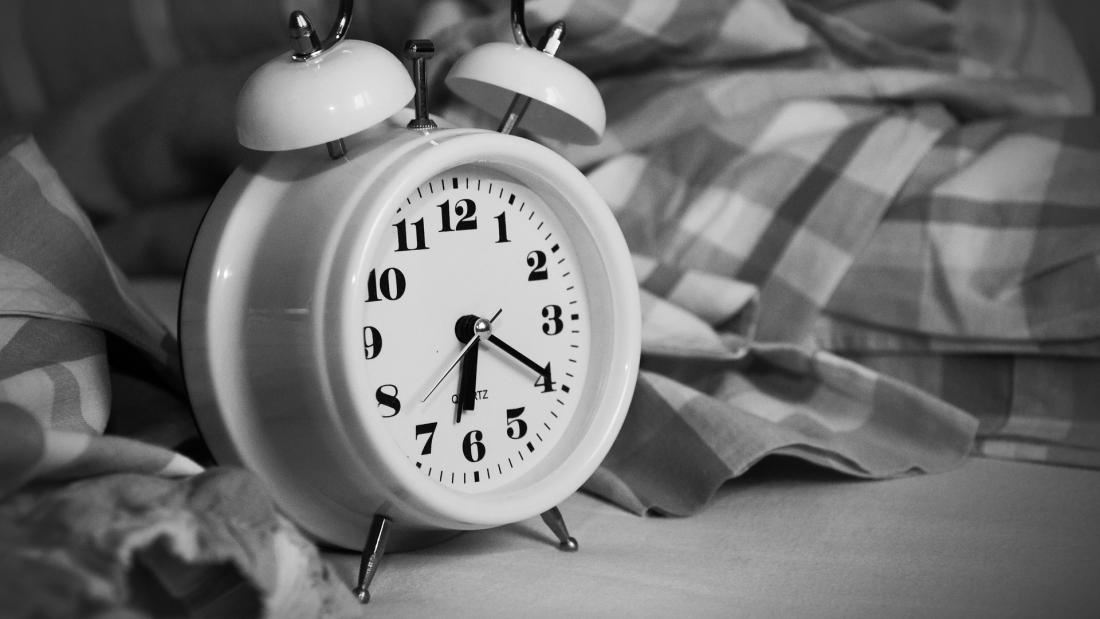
<box><xmin>363</xmin><ymin>326</ymin><xmax>383</xmax><ymax>359</ymax></box>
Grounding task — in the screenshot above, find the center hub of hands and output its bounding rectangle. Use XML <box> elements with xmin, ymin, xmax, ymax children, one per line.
<box><xmin>455</xmin><ymin>314</ymin><xmax>494</xmax><ymax>344</ymax></box>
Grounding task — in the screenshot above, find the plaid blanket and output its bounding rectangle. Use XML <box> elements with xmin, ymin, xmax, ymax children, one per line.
<box><xmin>2</xmin><ymin>0</ymin><xmax>1097</xmax><ymax>616</ymax></box>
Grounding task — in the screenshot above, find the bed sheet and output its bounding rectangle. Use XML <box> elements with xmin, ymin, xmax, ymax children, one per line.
<box><xmin>329</xmin><ymin>457</ymin><xmax>1100</xmax><ymax>618</ymax></box>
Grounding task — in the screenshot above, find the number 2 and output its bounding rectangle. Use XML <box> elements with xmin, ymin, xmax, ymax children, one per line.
<box><xmin>527</xmin><ymin>250</ymin><xmax>548</xmax><ymax>281</ymax></box>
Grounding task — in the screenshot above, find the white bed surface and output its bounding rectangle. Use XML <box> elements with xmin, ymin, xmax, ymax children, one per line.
<box><xmin>328</xmin><ymin>457</ymin><xmax>1100</xmax><ymax>618</ymax></box>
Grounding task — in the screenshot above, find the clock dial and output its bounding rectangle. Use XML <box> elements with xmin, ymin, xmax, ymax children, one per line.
<box><xmin>358</xmin><ymin>165</ymin><xmax>591</xmax><ymax>492</ymax></box>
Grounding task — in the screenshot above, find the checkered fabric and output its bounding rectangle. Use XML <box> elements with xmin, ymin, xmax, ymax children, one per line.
<box><xmin>1</xmin><ymin>0</ymin><xmax>1097</xmax><ymax>614</ymax></box>
<box><xmin>0</xmin><ymin>137</ymin><xmax>360</xmax><ymax>617</ymax></box>
<box><xmin>533</xmin><ymin>0</ymin><xmax>1100</xmax><ymax>512</ymax></box>
<box><xmin>422</xmin><ymin>0</ymin><xmax>1100</xmax><ymax>512</ymax></box>
<box><xmin>0</xmin><ymin>137</ymin><xmax>199</xmax><ymax>488</ymax></box>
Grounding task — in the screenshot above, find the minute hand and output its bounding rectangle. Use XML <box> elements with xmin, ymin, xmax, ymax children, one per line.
<box><xmin>485</xmin><ymin>334</ymin><xmax>549</xmax><ymax>378</ymax></box>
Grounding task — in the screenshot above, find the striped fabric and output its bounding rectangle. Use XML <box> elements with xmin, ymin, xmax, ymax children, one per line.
<box><xmin>0</xmin><ymin>0</ymin><xmax>422</xmax><ymax>135</ymax></box>
<box><xmin>0</xmin><ymin>137</ymin><xmax>199</xmax><ymax>483</ymax></box>
<box><xmin>423</xmin><ymin>0</ymin><xmax>1100</xmax><ymax>508</ymax></box>
<box><xmin>1</xmin><ymin>136</ymin><xmax>360</xmax><ymax>616</ymax></box>
<box><xmin>1</xmin><ymin>0</ymin><xmax>1097</xmax><ymax>615</ymax></box>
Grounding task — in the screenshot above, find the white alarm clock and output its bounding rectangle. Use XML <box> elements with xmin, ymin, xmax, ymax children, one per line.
<box><xmin>179</xmin><ymin>0</ymin><xmax>639</xmax><ymax>602</ymax></box>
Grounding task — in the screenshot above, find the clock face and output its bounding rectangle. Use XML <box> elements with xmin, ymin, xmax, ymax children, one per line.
<box><xmin>357</xmin><ymin>164</ymin><xmax>591</xmax><ymax>493</ymax></box>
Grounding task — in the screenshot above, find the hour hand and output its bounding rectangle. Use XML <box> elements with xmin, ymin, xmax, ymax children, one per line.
<box><xmin>421</xmin><ymin>310</ymin><xmax>500</xmax><ymax>406</ymax></box>
<box><xmin>422</xmin><ymin>334</ymin><xmax>478</xmax><ymax>404</ymax></box>
<box><xmin>456</xmin><ymin>337</ymin><xmax>479</xmax><ymax>419</ymax></box>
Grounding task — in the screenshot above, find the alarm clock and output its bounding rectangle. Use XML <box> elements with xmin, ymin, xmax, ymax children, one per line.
<box><xmin>179</xmin><ymin>0</ymin><xmax>639</xmax><ymax>602</ymax></box>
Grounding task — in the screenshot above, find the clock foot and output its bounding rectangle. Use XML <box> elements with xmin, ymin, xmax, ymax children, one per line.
<box><xmin>326</xmin><ymin>138</ymin><xmax>347</xmax><ymax>159</ymax></box>
<box><xmin>540</xmin><ymin>506</ymin><xmax>579</xmax><ymax>552</ymax></box>
<box><xmin>352</xmin><ymin>515</ymin><xmax>392</xmax><ymax>604</ymax></box>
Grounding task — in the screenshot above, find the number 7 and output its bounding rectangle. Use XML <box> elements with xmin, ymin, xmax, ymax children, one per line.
<box><xmin>415</xmin><ymin>422</ymin><xmax>437</xmax><ymax>455</ymax></box>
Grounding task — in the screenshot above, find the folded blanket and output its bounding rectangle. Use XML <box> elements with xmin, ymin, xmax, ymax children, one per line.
<box><xmin>2</xmin><ymin>0</ymin><xmax>1097</xmax><ymax>616</ymax></box>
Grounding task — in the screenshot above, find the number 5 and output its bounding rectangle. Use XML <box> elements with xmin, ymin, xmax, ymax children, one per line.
<box><xmin>506</xmin><ymin>407</ymin><xmax>527</xmax><ymax>439</ymax></box>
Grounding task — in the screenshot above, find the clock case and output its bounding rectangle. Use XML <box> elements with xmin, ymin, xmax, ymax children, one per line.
<box><xmin>180</xmin><ymin>124</ymin><xmax>640</xmax><ymax>548</ymax></box>
<box><xmin>178</xmin><ymin>0</ymin><xmax>639</xmax><ymax>572</ymax></box>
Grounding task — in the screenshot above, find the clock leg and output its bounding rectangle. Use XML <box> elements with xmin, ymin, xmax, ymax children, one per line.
<box><xmin>540</xmin><ymin>506</ymin><xmax>579</xmax><ymax>552</ymax></box>
<box><xmin>352</xmin><ymin>515</ymin><xmax>392</xmax><ymax>604</ymax></box>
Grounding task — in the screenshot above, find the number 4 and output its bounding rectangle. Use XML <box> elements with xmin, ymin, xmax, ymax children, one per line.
<box><xmin>534</xmin><ymin>364</ymin><xmax>556</xmax><ymax>393</ymax></box>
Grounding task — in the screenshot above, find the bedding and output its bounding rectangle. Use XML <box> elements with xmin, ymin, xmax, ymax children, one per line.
<box><xmin>333</xmin><ymin>456</ymin><xmax>1100</xmax><ymax>617</ymax></box>
<box><xmin>2</xmin><ymin>0</ymin><xmax>1099</xmax><ymax>616</ymax></box>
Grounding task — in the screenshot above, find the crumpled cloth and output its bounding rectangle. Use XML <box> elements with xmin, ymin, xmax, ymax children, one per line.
<box><xmin>0</xmin><ymin>137</ymin><xmax>361</xmax><ymax>618</ymax></box>
<box><xmin>0</xmin><ymin>468</ymin><xmax>358</xmax><ymax>618</ymax></box>
<box><xmin>3</xmin><ymin>0</ymin><xmax>1099</xmax><ymax>616</ymax></box>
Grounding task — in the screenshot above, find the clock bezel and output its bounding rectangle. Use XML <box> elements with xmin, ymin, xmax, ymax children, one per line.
<box><xmin>328</xmin><ymin>130</ymin><xmax>639</xmax><ymax>531</ymax></box>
